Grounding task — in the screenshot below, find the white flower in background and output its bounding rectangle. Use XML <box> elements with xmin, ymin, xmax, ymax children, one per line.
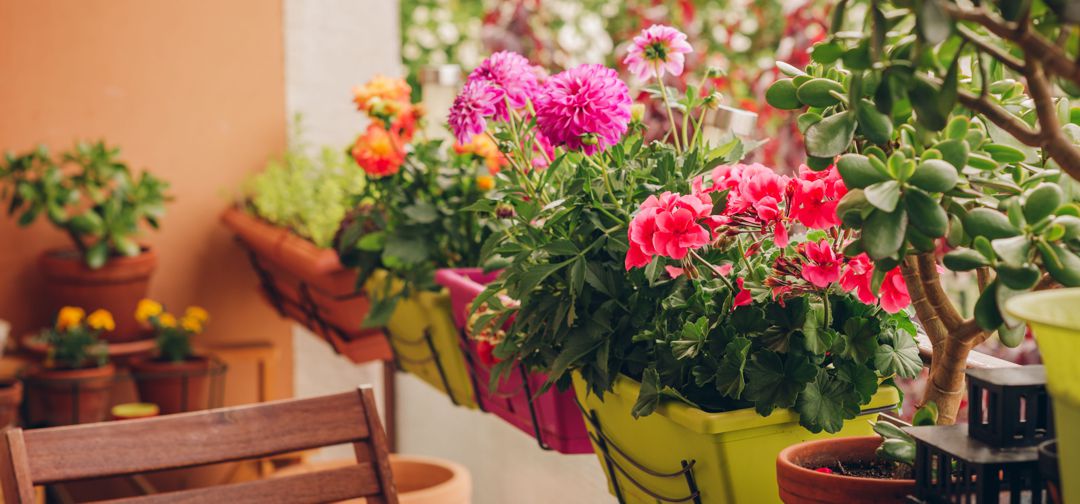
<box><xmin>437</xmin><ymin>23</ymin><xmax>460</xmax><ymax>45</ymax></box>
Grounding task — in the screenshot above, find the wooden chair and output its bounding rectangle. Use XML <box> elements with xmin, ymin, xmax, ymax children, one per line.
<box><xmin>0</xmin><ymin>387</ymin><xmax>398</xmax><ymax>504</ymax></box>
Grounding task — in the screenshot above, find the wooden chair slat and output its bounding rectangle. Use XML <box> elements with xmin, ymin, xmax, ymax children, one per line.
<box><xmin>24</xmin><ymin>391</ymin><xmax>369</xmax><ymax>483</ymax></box>
<box><xmin>95</xmin><ymin>463</ymin><xmax>380</xmax><ymax>504</ymax></box>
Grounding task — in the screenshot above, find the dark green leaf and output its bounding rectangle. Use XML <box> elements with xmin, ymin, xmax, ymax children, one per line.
<box><xmin>805</xmin><ymin>111</ymin><xmax>857</xmax><ymax>158</ymax></box>
<box><xmin>865</xmin><ymin>180</ymin><xmax>901</xmax><ymax>212</ymax></box>
<box><xmin>796</xmin><ymin>369</ymin><xmax>861</xmax><ymax>433</ymax></box>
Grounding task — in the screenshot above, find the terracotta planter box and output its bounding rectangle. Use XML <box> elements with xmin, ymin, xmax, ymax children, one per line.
<box><xmin>221</xmin><ymin>208</ymin><xmax>391</xmax><ymax>364</ymax></box>
<box><xmin>24</xmin><ymin>364</ymin><xmax>116</xmax><ymax>426</ymax></box>
<box><xmin>435</xmin><ymin>268</ymin><xmax>592</xmax><ymax>454</ymax></box>
<box><xmin>776</xmin><ymin>436</ymin><xmax>916</xmax><ymax>504</ymax></box>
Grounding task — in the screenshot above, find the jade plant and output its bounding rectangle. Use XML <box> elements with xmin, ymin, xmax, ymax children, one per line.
<box><xmin>246</xmin><ymin>116</ymin><xmax>366</xmax><ymax>248</ymax></box>
<box><xmin>40</xmin><ymin>307</ymin><xmax>112</xmax><ymax>369</ymax></box>
<box><xmin>766</xmin><ymin>0</ymin><xmax>1080</xmax><ymax>423</ymax></box>
<box><xmin>334</xmin><ymin>75</ymin><xmax>503</xmax><ymax>327</ymax></box>
<box><xmin>456</xmin><ymin>29</ymin><xmax>922</xmax><ymax>433</ymax></box>
<box><xmin>135</xmin><ymin>299</ymin><xmax>208</xmax><ymax>362</ymax></box>
<box><xmin>0</xmin><ymin>142</ymin><xmax>170</xmax><ymax>268</ymax></box>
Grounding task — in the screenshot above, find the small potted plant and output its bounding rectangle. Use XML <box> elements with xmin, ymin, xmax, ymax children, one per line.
<box><xmin>333</xmin><ymin>75</ymin><xmax>505</xmax><ymax>407</ymax></box>
<box><xmin>0</xmin><ymin>142</ymin><xmax>170</xmax><ymax>342</ymax></box>
<box><xmin>26</xmin><ymin>307</ymin><xmax>115</xmax><ymax>425</ymax></box>
<box><xmin>222</xmin><ymin>116</ymin><xmax>391</xmax><ymax>363</ymax></box>
<box><xmin>129</xmin><ymin>299</ymin><xmax>214</xmax><ymax>415</ymax></box>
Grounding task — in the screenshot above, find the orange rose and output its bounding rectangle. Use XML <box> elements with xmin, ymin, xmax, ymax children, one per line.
<box><xmin>351</xmin><ymin>124</ymin><xmax>405</xmax><ymax>178</ymax></box>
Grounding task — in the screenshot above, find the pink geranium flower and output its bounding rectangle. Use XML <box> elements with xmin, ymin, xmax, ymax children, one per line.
<box><xmin>799</xmin><ymin>240</ymin><xmax>842</xmax><ymax>288</ymax></box>
<box><xmin>733</xmin><ymin>278</ymin><xmax>753</xmax><ymax>308</ymax></box>
<box><xmin>448</xmin><ymin>79</ymin><xmax>503</xmax><ymax>144</ymax></box>
<box><xmin>623</xmin><ymin>25</ymin><xmax>694</xmax><ymax>82</ymax></box>
<box><xmin>879</xmin><ymin>267</ymin><xmax>911</xmax><ymax>313</ymax></box>
<box><xmin>467</xmin><ymin>51</ymin><xmax>541</xmax><ymax>121</ymax></box>
<box><xmin>626</xmin><ymin>192</ymin><xmax>713</xmax><ymax>270</ymax></box>
<box><xmin>790</xmin><ymin>164</ymin><xmax>847</xmax><ymax>230</ymax></box>
<box><xmin>840</xmin><ymin>253</ymin><xmax>877</xmax><ymax>305</ymax></box>
<box><xmin>535</xmin><ymin>64</ymin><xmax>632</xmax><ymax>156</ymax></box>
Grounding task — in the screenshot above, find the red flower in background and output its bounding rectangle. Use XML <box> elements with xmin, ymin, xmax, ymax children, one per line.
<box><xmin>351</xmin><ymin>124</ymin><xmax>405</xmax><ymax>178</ymax></box>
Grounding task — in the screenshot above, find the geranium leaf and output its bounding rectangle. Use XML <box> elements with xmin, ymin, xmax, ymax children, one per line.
<box><xmin>714</xmin><ymin>337</ymin><xmax>752</xmax><ymax>398</ymax></box>
<box><xmin>796</xmin><ymin>369</ymin><xmax>861</xmax><ymax>433</ymax></box>
<box><xmin>744</xmin><ymin>350</ymin><xmax>818</xmax><ymax>416</ymax></box>
<box><xmin>874</xmin><ymin>329</ymin><xmax>922</xmax><ymax>378</ymax></box>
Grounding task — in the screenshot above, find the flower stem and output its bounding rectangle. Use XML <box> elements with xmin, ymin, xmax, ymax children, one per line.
<box><xmin>655</xmin><ymin>65</ymin><xmax>682</xmax><ymax>153</ymax></box>
<box><xmin>586</xmin><ymin>154</ymin><xmax>624</xmax><ymax>219</ymax></box>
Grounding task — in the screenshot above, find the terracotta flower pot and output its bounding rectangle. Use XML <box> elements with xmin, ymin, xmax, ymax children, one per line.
<box><xmin>130</xmin><ymin>356</ymin><xmax>213</xmax><ymax>415</ymax></box>
<box><xmin>221</xmin><ymin>208</ymin><xmax>390</xmax><ymax>364</ymax></box>
<box><xmin>38</xmin><ymin>247</ymin><xmax>157</xmax><ymax>343</ymax></box>
<box><xmin>26</xmin><ymin>364</ymin><xmax>116</xmax><ymax>426</ymax></box>
<box><xmin>271</xmin><ymin>455</ymin><xmax>471</xmax><ymax>504</ymax></box>
<box><xmin>776</xmin><ymin>436</ymin><xmax>915</xmax><ymax>504</ymax></box>
<box><xmin>0</xmin><ymin>379</ymin><xmax>23</xmax><ymax>428</ymax></box>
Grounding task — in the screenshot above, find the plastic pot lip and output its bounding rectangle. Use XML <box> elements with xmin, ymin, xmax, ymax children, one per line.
<box><xmin>583</xmin><ymin>372</ymin><xmax>900</xmax><ymax>435</ymax></box>
<box><xmin>1005</xmin><ymin>288</ymin><xmax>1080</xmax><ymax>332</ymax></box>
<box><xmin>777</xmin><ymin>435</ymin><xmax>915</xmax><ymax>487</ymax></box>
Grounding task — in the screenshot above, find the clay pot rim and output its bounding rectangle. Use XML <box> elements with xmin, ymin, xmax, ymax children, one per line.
<box><xmin>38</xmin><ymin>246</ymin><xmax>158</xmax><ymax>283</ymax></box>
<box><xmin>26</xmin><ymin>363</ymin><xmax>117</xmax><ymax>381</ymax></box>
<box><xmin>777</xmin><ymin>435</ymin><xmax>915</xmax><ymax>486</ymax></box>
<box><xmin>389</xmin><ymin>454</ymin><xmax>470</xmax><ymax>498</ymax></box>
<box><xmin>40</xmin><ymin>245</ymin><xmax>156</xmax><ymax>265</ymax></box>
<box><xmin>220</xmin><ymin>208</ymin><xmax>346</xmax><ymax>276</ymax></box>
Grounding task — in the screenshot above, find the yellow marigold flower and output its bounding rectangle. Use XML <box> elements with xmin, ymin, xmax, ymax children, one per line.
<box><xmin>86</xmin><ymin>309</ymin><xmax>116</xmax><ymax>332</ymax></box>
<box><xmin>352</xmin><ymin>75</ymin><xmax>411</xmax><ymax>113</ymax></box>
<box><xmin>56</xmin><ymin>306</ymin><xmax>85</xmax><ymax>331</ymax></box>
<box><xmin>476</xmin><ymin>175</ymin><xmax>495</xmax><ymax>192</ymax></box>
<box><xmin>158</xmin><ymin>313</ymin><xmax>178</xmax><ymax>328</ymax></box>
<box><xmin>180</xmin><ymin>315</ymin><xmax>203</xmax><ymax>334</ymax></box>
<box><xmin>184</xmin><ymin>306</ymin><xmax>209</xmax><ymax>324</ymax></box>
<box><xmin>135</xmin><ymin>299</ymin><xmax>163</xmax><ymax>324</ymax></box>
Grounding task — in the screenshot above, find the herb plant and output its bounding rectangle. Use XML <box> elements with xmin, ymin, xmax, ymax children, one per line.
<box><xmin>0</xmin><ymin>142</ymin><xmax>169</xmax><ymax>268</ymax></box>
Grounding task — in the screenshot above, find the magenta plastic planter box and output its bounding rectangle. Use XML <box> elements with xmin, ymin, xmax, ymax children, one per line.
<box><xmin>435</xmin><ymin>268</ymin><xmax>592</xmax><ymax>454</ymax></box>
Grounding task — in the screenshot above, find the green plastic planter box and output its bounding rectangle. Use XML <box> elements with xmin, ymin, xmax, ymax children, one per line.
<box><xmin>572</xmin><ymin>372</ymin><xmax>899</xmax><ymax>504</ymax></box>
<box><xmin>1006</xmin><ymin>288</ymin><xmax>1080</xmax><ymax>504</ymax></box>
<box><xmin>365</xmin><ymin>270</ymin><xmax>476</xmax><ymax>409</ymax></box>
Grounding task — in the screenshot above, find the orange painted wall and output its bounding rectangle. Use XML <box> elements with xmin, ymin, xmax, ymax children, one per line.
<box><xmin>0</xmin><ymin>1</ymin><xmax>292</xmax><ymax>398</ymax></box>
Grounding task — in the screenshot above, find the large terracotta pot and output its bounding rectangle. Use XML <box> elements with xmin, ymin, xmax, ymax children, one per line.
<box><xmin>130</xmin><ymin>356</ymin><xmax>214</xmax><ymax>415</ymax></box>
<box><xmin>25</xmin><ymin>364</ymin><xmax>116</xmax><ymax>426</ymax></box>
<box><xmin>0</xmin><ymin>379</ymin><xmax>23</xmax><ymax>428</ymax></box>
<box><xmin>776</xmin><ymin>436</ymin><xmax>915</xmax><ymax>504</ymax></box>
<box><xmin>38</xmin><ymin>247</ymin><xmax>157</xmax><ymax>343</ymax></box>
<box><xmin>271</xmin><ymin>455</ymin><xmax>471</xmax><ymax>504</ymax></box>
<box><xmin>221</xmin><ymin>208</ymin><xmax>390</xmax><ymax>364</ymax></box>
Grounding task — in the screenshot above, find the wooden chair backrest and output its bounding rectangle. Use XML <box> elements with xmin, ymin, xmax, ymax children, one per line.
<box><xmin>0</xmin><ymin>387</ymin><xmax>397</xmax><ymax>504</ymax></box>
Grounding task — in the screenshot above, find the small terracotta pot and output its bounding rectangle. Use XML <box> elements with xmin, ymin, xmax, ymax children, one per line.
<box><xmin>776</xmin><ymin>436</ymin><xmax>915</xmax><ymax>504</ymax></box>
<box><xmin>0</xmin><ymin>380</ymin><xmax>23</xmax><ymax>428</ymax></box>
<box><xmin>26</xmin><ymin>364</ymin><xmax>116</xmax><ymax>426</ymax></box>
<box><xmin>130</xmin><ymin>356</ymin><xmax>212</xmax><ymax>415</ymax></box>
<box><xmin>38</xmin><ymin>247</ymin><xmax>157</xmax><ymax>343</ymax></box>
<box><xmin>271</xmin><ymin>455</ymin><xmax>471</xmax><ymax>504</ymax></box>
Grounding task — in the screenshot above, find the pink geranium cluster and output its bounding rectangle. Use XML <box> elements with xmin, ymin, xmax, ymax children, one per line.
<box><xmin>625</xmin><ymin>162</ymin><xmax>911</xmax><ymax>314</ymax></box>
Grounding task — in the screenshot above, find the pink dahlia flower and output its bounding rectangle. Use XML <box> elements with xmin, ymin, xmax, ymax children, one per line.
<box><xmin>790</xmin><ymin>164</ymin><xmax>847</xmax><ymax>230</ymax></box>
<box><xmin>625</xmin><ymin>191</ymin><xmax>713</xmax><ymax>270</ymax></box>
<box><xmin>799</xmin><ymin>240</ymin><xmax>842</xmax><ymax>288</ymax></box>
<box><xmin>535</xmin><ymin>64</ymin><xmax>631</xmax><ymax>156</ymax></box>
<box><xmin>840</xmin><ymin>253</ymin><xmax>877</xmax><ymax>305</ymax></box>
<box><xmin>623</xmin><ymin>25</ymin><xmax>693</xmax><ymax>82</ymax></box>
<box><xmin>468</xmin><ymin>51</ymin><xmax>541</xmax><ymax>121</ymax></box>
<box><xmin>879</xmin><ymin>267</ymin><xmax>911</xmax><ymax>313</ymax></box>
<box><xmin>449</xmin><ymin>79</ymin><xmax>503</xmax><ymax>144</ymax></box>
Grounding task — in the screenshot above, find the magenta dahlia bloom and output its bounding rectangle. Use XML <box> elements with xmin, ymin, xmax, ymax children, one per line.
<box><xmin>623</xmin><ymin>25</ymin><xmax>693</xmax><ymax>81</ymax></box>
<box><xmin>534</xmin><ymin>64</ymin><xmax>631</xmax><ymax>156</ymax></box>
<box><xmin>467</xmin><ymin>51</ymin><xmax>541</xmax><ymax>121</ymax></box>
<box><xmin>448</xmin><ymin>79</ymin><xmax>503</xmax><ymax>144</ymax></box>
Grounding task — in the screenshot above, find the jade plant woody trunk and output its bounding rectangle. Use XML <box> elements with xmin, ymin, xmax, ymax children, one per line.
<box><xmin>767</xmin><ymin>0</ymin><xmax>1080</xmax><ymax>424</ymax></box>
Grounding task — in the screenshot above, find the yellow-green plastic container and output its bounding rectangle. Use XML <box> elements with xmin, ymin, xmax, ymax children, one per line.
<box><xmin>1006</xmin><ymin>288</ymin><xmax>1080</xmax><ymax>504</ymax></box>
<box><xmin>366</xmin><ymin>271</ymin><xmax>476</xmax><ymax>409</ymax></box>
<box><xmin>573</xmin><ymin>372</ymin><xmax>899</xmax><ymax>504</ymax></box>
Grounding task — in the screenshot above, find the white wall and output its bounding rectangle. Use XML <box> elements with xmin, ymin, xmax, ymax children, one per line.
<box><xmin>284</xmin><ymin>2</ymin><xmax>614</xmax><ymax>501</ymax></box>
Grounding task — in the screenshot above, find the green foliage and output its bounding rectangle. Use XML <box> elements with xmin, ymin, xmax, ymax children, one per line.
<box><xmin>874</xmin><ymin>402</ymin><xmax>939</xmax><ymax>467</ymax></box>
<box><xmin>771</xmin><ymin>0</ymin><xmax>1080</xmax><ymax>346</ymax></box>
<box><xmin>334</xmin><ymin>139</ymin><xmax>501</xmax><ymax>327</ymax></box>
<box><xmin>40</xmin><ymin>324</ymin><xmax>108</xmax><ymax>370</ymax></box>
<box><xmin>0</xmin><ymin>142</ymin><xmax>170</xmax><ymax>268</ymax></box>
<box><xmin>247</xmin><ymin>117</ymin><xmax>366</xmax><ymax>248</ymax></box>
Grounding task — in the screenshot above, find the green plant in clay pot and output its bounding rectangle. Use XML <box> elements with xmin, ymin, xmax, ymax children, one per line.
<box><xmin>0</xmin><ymin>141</ymin><xmax>171</xmax><ymax>342</ymax></box>
<box><xmin>27</xmin><ymin>307</ymin><xmax>115</xmax><ymax>425</ymax></box>
<box><xmin>765</xmin><ymin>0</ymin><xmax>1080</xmax><ymax>427</ymax></box>
<box><xmin>129</xmin><ymin>299</ymin><xmax>215</xmax><ymax>415</ymax></box>
<box><xmin>450</xmin><ymin>26</ymin><xmax>921</xmax><ymax>502</ymax></box>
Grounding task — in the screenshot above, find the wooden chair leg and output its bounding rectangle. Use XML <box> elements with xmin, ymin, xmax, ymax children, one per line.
<box><xmin>382</xmin><ymin>360</ymin><xmax>397</xmax><ymax>453</ymax></box>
